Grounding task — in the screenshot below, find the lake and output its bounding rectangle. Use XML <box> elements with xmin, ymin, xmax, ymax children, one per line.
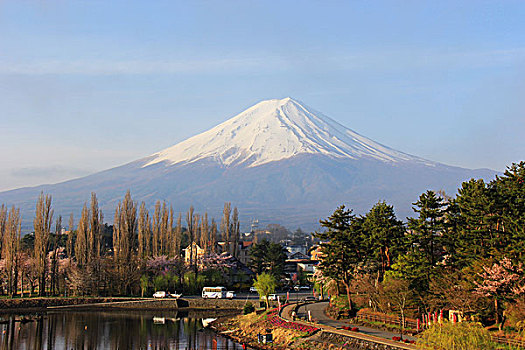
<box><xmin>0</xmin><ymin>310</ymin><xmax>243</xmax><ymax>349</ymax></box>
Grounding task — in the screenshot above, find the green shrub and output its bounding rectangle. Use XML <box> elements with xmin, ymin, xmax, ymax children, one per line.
<box><xmin>417</xmin><ymin>321</ymin><xmax>497</xmax><ymax>350</ymax></box>
<box><xmin>243</xmin><ymin>302</ymin><xmax>255</xmax><ymax>315</ymax></box>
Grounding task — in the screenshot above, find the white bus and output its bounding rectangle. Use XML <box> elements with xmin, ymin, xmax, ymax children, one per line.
<box><xmin>202</xmin><ymin>286</ymin><xmax>227</xmax><ymax>299</ymax></box>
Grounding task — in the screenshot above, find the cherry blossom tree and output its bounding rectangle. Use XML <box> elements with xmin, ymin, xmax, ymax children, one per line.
<box><xmin>475</xmin><ymin>257</ymin><xmax>524</xmax><ymax>329</ymax></box>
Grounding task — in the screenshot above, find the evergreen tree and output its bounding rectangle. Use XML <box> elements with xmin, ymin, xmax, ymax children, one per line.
<box><xmin>491</xmin><ymin>161</ymin><xmax>525</xmax><ymax>261</ymax></box>
<box><xmin>314</xmin><ymin>205</ymin><xmax>365</xmax><ymax>311</ymax></box>
<box><xmin>363</xmin><ymin>201</ymin><xmax>406</xmax><ymax>281</ymax></box>
<box><xmin>408</xmin><ymin>191</ymin><xmax>447</xmax><ymax>268</ymax></box>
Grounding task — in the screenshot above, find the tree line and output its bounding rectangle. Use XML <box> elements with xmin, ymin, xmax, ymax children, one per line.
<box><xmin>315</xmin><ymin>161</ymin><xmax>525</xmax><ymax>331</ymax></box>
<box><xmin>0</xmin><ymin>190</ymin><xmax>242</xmax><ymax>297</ymax></box>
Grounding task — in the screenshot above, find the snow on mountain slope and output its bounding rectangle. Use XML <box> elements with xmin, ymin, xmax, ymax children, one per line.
<box><xmin>144</xmin><ymin>97</ymin><xmax>434</xmax><ymax>168</ymax></box>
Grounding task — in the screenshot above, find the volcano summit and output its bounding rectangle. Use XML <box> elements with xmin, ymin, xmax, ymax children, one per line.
<box><xmin>0</xmin><ymin>98</ymin><xmax>496</xmax><ymax>230</ymax></box>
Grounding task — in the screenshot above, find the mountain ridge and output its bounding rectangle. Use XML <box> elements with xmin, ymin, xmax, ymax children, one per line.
<box><xmin>144</xmin><ymin>97</ymin><xmax>433</xmax><ymax>168</ymax></box>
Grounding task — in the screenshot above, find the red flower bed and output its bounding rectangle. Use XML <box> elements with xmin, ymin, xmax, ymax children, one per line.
<box><xmin>264</xmin><ymin>309</ymin><xmax>319</xmax><ymax>334</ymax></box>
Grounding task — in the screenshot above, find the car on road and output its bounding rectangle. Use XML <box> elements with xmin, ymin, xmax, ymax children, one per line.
<box><xmin>268</xmin><ymin>294</ymin><xmax>278</xmax><ymax>301</ymax></box>
<box><xmin>294</xmin><ymin>285</ymin><xmax>311</xmax><ymax>291</ymax></box>
<box><xmin>249</xmin><ymin>287</ymin><xmax>257</xmax><ymax>293</ymax></box>
<box><xmin>226</xmin><ymin>291</ymin><xmax>236</xmax><ymax>299</ymax></box>
<box><xmin>302</xmin><ymin>296</ymin><xmax>317</xmax><ymax>302</ymax></box>
<box><xmin>153</xmin><ymin>291</ymin><xmax>167</xmax><ymax>298</ymax></box>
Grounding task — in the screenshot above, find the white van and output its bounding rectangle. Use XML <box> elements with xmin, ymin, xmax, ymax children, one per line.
<box><xmin>202</xmin><ymin>286</ymin><xmax>227</xmax><ymax>299</ymax></box>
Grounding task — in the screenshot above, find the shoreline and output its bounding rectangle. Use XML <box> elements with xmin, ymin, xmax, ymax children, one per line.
<box><xmin>0</xmin><ymin>297</ymin><xmax>247</xmax><ymax>315</ymax></box>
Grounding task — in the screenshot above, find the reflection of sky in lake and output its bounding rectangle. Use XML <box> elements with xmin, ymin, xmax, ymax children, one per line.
<box><xmin>0</xmin><ymin>311</ymin><xmax>243</xmax><ymax>349</ymax></box>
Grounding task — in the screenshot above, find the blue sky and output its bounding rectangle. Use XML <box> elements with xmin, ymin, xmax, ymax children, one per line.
<box><xmin>1</xmin><ymin>1</ymin><xmax>524</xmax><ymax>191</ymax></box>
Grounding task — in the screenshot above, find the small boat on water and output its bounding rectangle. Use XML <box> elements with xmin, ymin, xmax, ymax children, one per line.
<box><xmin>153</xmin><ymin>317</ymin><xmax>166</xmax><ymax>324</ymax></box>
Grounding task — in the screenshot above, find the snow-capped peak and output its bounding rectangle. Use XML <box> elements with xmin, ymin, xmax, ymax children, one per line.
<box><xmin>144</xmin><ymin>97</ymin><xmax>431</xmax><ymax>168</ymax></box>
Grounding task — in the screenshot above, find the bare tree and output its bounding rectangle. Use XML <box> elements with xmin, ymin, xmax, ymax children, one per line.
<box><xmin>88</xmin><ymin>193</ymin><xmax>101</xmax><ymax>263</ymax></box>
<box><xmin>75</xmin><ymin>204</ymin><xmax>89</xmax><ymax>267</ymax></box>
<box><xmin>152</xmin><ymin>201</ymin><xmax>161</xmax><ymax>256</ymax></box>
<box><xmin>34</xmin><ymin>192</ymin><xmax>53</xmax><ymax>296</ymax></box>
<box><xmin>113</xmin><ymin>191</ymin><xmax>137</xmax><ymax>294</ymax></box>
<box><xmin>167</xmin><ymin>206</ymin><xmax>174</xmax><ymax>257</ymax></box>
<box><xmin>231</xmin><ymin>207</ymin><xmax>240</xmax><ymax>257</ymax></box>
<box><xmin>2</xmin><ymin>206</ymin><xmax>21</xmax><ymax>297</ymax></box>
<box><xmin>0</xmin><ymin>205</ymin><xmax>6</xmax><ymax>260</ymax></box>
<box><xmin>66</xmin><ymin>213</ymin><xmax>74</xmax><ymax>258</ymax></box>
<box><xmin>210</xmin><ymin>218</ymin><xmax>218</xmax><ymax>253</ymax></box>
<box><xmin>173</xmin><ymin>213</ymin><xmax>182</xmax><ymax>257</ymax></box>
<box><xmin>186</xmin><ymin>206</ymin><xmax>195</xmax><ymax>266</ymax></box>
<box><xmin>138</xmin><ymin>202</ymin><xmax>151</xmax><ymax>258</ymax></box>
<box><xmin>221</xmin><ymin>202</ymin><xmax>232</xmax><ymax>254</ymax></box>
<box><xmin>200</xmin><ymin>212</ymin><xmax>209</xmax><ymax>253</ymax></box>
<box><xmin>50</xmin><ymin>216</ymin><xmax>61</xmax><ymax>295</ymax></box>
<box><xmin>160</xmin><ymin>202</ymin><xmax>169</xmax><ymax>255</ymax></box>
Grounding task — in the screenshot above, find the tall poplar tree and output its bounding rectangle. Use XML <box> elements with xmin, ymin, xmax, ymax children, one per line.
<box><xmin>113</xmin><ymin>191</ymin><xmax>137</xmax><ymax>294</ymax></box>
<box><xmin>0</xmin><ymin>205</ymin><xmax>6</xmax><ymax>260</ymax></box>
<box><xmin>3</xmin><ymin>206</ymin><xmax>21</xmax><ymax>297</ymax></box>
<box><xmin>209</xmin><ymin>218</ymin><xmax>218</xmax><ymax>253</ymax></box>
<box><xmin>138</xmin><ymin>202</ymin><xmax>151</xmax><ymax>259</ymax></box>
<box><xmin>152</xmin><ymin>200</ymin><xmax>161</xmax><ymax>256</ymax></box>
<box><xmin>221</xmin><ymin>202</ymin><xmax>232</xmax><ymax>254</ymax></box>
<box><xmin>231</xmin><ymin>207</ymin><xmax>240</xmax><ymax>258</ymax></box>
<box><xmin>186</xmin><ymin>206</ymin><xmax>195</xmax><ymax>266</ymax></box>
<box><xmin>50</xmin><ymin>216</ymin><xmax>61</xmax><ymax>295</ymax></box>
<box><xmin>34</xmin><ymin>192</ymin><xmax>53</xmax><ymax>297</ymax></box>
<box><xmin>66</xmin><ymin>213</ymin><xmax>74</xmax><ymax>258</ymax></box>
<box><xmin>200</xmin><ymin>212</ymin><xmax>209</xmax><ymax>253</ymax></box>
<box><xmin>75</xmin><ymin>204</ymin><xmax>89</xmax><ymax>267</ymax></box>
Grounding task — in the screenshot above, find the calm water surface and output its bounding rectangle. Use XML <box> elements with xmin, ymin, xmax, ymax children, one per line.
<box><xmin>0</xmin><ymin>311</ymin><xmax>243</xmax><ymax>350</ymax></box>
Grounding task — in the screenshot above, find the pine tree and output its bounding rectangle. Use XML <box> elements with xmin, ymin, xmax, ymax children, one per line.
<box><xmin>363</xmin><ymin>201</ymin><xmax>405</xmax><ymax>282</ymax></box>
<box><xmin>315</xmin><ymin>205</ymin><xmax>364</xmax><ymax>311</ymax></box>
<box><xmin>408</xmin><ymin>190</ymin><xmax>447</xmax><ymax>267</ymax></box>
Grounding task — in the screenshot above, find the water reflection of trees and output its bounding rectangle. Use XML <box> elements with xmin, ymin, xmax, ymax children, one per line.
<box><xmin>0</xmin><ymin>312</ymin><xmax>240</xmax><ymax>349</ymax></box>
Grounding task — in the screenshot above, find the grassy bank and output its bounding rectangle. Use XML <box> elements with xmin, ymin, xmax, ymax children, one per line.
<box><xmin>212</xmin><ymin>308</ymin><xmax>381</xmax><ymax>350</ymax></box>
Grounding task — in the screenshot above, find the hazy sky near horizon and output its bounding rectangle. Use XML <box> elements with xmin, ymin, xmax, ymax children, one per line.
<box><xmin>1</xmin><ymin>1</ymin><xmax>524</xmax><ymax>191</ymax></box>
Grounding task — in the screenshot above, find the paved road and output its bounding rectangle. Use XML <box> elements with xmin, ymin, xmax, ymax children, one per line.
<box><xmin>296</xmin><ymin>301</ymin><xmax>415</xmax><ymax>341</ymax></box>
<box><xmin>182</xmin><ymin>291</ymin><xmax>314</xmax><ymax>301</ymax></box>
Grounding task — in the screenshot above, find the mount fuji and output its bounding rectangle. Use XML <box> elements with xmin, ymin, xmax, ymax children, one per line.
<box><xmin>0</xmin><ymin>97</ymin><xmax>496</xmax><ymax>231</ymax></box>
